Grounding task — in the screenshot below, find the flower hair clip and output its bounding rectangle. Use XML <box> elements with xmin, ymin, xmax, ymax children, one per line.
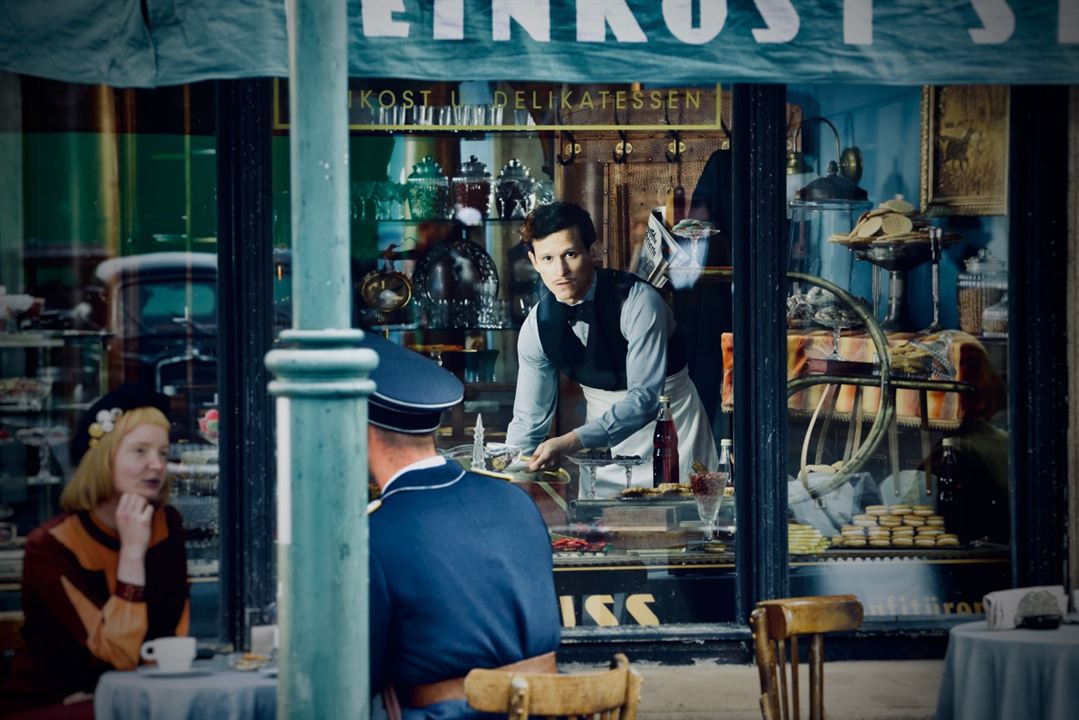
<box><xmin>87</xmin><ymin>407</ymin><xmax>123</xmax><ymax>449</ymax></box>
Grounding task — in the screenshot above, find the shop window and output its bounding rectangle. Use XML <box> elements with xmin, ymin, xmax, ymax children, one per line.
<box><xmin>780</xmin><ymin>84</ymin><xmax>1011</xmax><ymax>620</ymax></box>
<box><xmin>0</xmin><ymin>73</ymin><xmax>220</xmax><ymax>636</ymax></box>
<box><xmin>272</xmin><ymin>79</ymin><xmax>741</xmax><ymax>627</ymax></box>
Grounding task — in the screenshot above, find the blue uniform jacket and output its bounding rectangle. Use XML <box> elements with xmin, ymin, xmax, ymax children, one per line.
<box><xmin>369</xmin><ymin>459</ymin><xmax>561</xmax><ymax>718</ymax></box>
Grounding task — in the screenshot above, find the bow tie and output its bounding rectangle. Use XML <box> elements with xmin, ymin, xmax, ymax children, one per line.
<box><xmin>565</xmin><ymin>301</ymin><xmax>594</xmax><ymax>325</ymax></box>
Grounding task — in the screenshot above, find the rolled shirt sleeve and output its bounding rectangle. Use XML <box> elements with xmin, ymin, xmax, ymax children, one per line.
<box><xmin>574</xmin><ymin>282</ymin><xmax>671</xmax><ymax>448</ymax></box>
<box><xmin>505</xmin><ymin>310</ymin><xmax>558</xmax><ymax>453</ymax></box>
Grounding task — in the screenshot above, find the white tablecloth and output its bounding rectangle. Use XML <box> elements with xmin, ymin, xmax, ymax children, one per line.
<box><xmin>936</xmin><ymin>620</ymin><xmax>1079</xmax><ymax>720</ymax></box>
<box><xmin>94</xmin><ymin>660</ymin><xmax>276</xmax><ymax>720</ymax></box>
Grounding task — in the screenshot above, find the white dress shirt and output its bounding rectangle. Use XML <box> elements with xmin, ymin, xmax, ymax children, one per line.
<box><xmin>505</xmin><ymin>276</ymin><xmax>675</xmax><ymax>452</ymax></box>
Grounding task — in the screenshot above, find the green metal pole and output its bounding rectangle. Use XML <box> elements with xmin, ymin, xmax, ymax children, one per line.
<box><xmin>269</xmin><ymin>0</ymin><xmax>377</xmax><ymax>718</ymax></box>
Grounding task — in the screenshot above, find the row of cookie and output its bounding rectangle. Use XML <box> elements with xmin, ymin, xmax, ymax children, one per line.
<box><xmin>864</xmin><ymin>503</ymin><xmax>934</xmax><ymax>517</ymax></box>
<box><xmin>832</xmin><ymin>532</ymin><xmax>959</xmax><ymax>549</ymax></box>
<box><xmin>789</xmin><ymin>523</ymin><xmax>830</xmax><ymax>554</ymax></box>
<box><xmin>852</xmin><ymin>512</ymin><xmax>945</xmax><ymax>529</ymax></box>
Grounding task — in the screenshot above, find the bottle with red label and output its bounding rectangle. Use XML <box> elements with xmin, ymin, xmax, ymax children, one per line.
<box><xmin>652</xmin><ymin>395</ymin><xmax>679</xmax><ymax>487</ymax></box>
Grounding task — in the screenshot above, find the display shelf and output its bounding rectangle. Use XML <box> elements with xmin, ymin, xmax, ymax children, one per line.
<box><xmin>356</xmin><ymin>218</ymin><xmax>524</xmax><ymax>225</ymax></box>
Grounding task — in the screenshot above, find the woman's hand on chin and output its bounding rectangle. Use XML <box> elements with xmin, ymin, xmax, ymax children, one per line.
<box><xmin>115</xmin><ymin>492</ymin><xmax>154</xmax><ymax>557</ymax></box>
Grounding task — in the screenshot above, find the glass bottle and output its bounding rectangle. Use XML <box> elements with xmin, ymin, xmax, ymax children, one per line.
<box><xmin>936</xmin><ymin>437</ymin><xmax>962</xmax><ymax>540</ymax></box>
<box><xmin>652</xmin><ymin>395</ymin><xmax>679</xmax><ymax>487</ymax></box>
<box><xmin>720</xmin><ymin>438</ymin><xmax>737</xmax><ymax>537</ymax></box>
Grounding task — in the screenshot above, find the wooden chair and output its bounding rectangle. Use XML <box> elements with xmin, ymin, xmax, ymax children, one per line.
<box><xmin>750</xmin><ymin>595</ymin><xmax>863</xmax><ymax>720</ymax></box>
<box><xmin>464</xmin><ymin>652</ymin><xmax>643</xmax><ymax>720</ymax></box>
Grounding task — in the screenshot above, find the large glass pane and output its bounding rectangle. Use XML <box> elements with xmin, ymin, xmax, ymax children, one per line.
<box><xmin>782</xmin><ymin>84</ymin><xmax>1011</xmax><ymax>619</ymax></box>
<box><xmin>0</xmin><ymin>74</ymin><xmax>220</xmax><ymax>636</ymax></box>
<box><xmin>273</xmin><ymin>79</ymin><xmax>740</xmax><ymax>626</ymax></box>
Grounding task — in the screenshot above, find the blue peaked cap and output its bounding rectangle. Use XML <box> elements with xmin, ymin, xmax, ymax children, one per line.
<box><xmin>360</xmin><ymin>332</ymin><xmax>464</xmax><ymax>434</ymax></box>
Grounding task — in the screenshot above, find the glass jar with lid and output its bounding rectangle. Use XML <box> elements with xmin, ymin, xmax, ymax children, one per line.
<box><xmin>981</xmin><ymin>292</ymin><xmax>1009</xmax><ymax>338</ymax></box>
<box><xmin>495</xmin><ymin>158</ymin><xmax>535</xmax><ymax>220</ymax></box>
<box><xmin>956</xmin><ymin>248</ymin><xmax>1006</xmax><ymax>335</ymax></box>
<box><xmin>406</xmin><ymin>155</ymin><xmax>450</xmax><ymax>220</ymax></box>
<box><xmin>451</xmin><ymin>155</ymin><xmax>491</xmax><ymax>218</ymax></box>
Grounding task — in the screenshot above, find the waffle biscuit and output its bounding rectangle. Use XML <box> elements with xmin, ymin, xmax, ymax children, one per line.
<box><xmin>912</xmin><ymin>505</ymin><xmax>933</xmax><ymax>512</ymax></box>
<box><xmin>844</xmin><ymin>539</ymin><xmax>868</xmax><ymax>548</ymax></box>
<box><xmin>868</xmin><ymin>539</ymin><xmax>891</xmax><ymax>548</ymax></box>
<box><xmin>841</xmin><ymin>524</ymin><xmax>862</xmax><ymax>533</ymax></box>
<box><xmin>831</xmin><ymin>535</ymin><xmax>846</xmax><ymax>546</ymax></box>
<box><xmin>842</xmin><ymin>529</ymin><xmax>866</xmax><ymax>539</ymax></box>
<box><xmin>878</xmin><ymin>515</ymin><xmax>902</xmax><ymax>527</ymax></box>
<box><xmin>914</xmin><ymin>538</ymin><xmax>937</xmax><ymax>548</ymax></box>
<box><xmin>852</xmin><ymin>514</ymin><xmax>876</xmax><ymax>523</ymax></box>
<box><xmin>881</xmin><ymin>214</ymin><xmax>914</xmax><ymax>236</ymax></box>
<box><xmin>892</xmin><ymin>536</ymin><xmax>914</xmax><ymax>547</ymax></box>
<box><xmin>891</xmin><ymin>527</ymin><xmax>915</xmax><ymax>536</ymax></box>
<box><xmin>890</xmin><ymin>505</ymin><xmax>913</xmax><ymax>516</ymax></box>
<box><xmin>927</xmin><ymin>517</ymin><xmax>946</xmax><ymax>527</ymax></box>
<box><xmin>866</xmin><ymin>527</ymin><xmax>890</xmax><ymax>536</ymax></box>
<box><xmin>853</xmin><ymin>518</ymin><xmax>878</xmax><ymax>528</ymax></box>
<box><xmin>865</xmin><ymin>505</ymin><xmax>889</xmax><ymax>516</ymax></box>
<box><xmin>912</xmin><ymin>507</ymin><xmax>935</xmax><ymax>517</ymax></box>
<box><xmin>936</xmin><ymin>536</ymin><xmax>960</xmax><ymax>547</ymax></box>
<box><xmin>902</xmin><ymin>516</ymin><xmax>926</xmax><ymax>527</ymax></box>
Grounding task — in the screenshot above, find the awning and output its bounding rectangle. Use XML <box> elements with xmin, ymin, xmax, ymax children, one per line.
<box><xmin>3</xmin><ymin>1</ymin><xmax>1079</xmax><ymax>88</ymax></box>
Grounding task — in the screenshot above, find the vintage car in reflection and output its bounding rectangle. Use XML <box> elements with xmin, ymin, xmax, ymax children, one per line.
<box><xmin>94</xmin><ymin>252</ymin><xmax>219</xmax><ymax>443</ymax></box>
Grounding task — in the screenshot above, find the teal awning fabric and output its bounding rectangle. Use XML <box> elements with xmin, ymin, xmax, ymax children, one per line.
<box><xmin>3</xmin><ymin>1</ymin><xmax>1079</xmax><ymax>88</ymax></box>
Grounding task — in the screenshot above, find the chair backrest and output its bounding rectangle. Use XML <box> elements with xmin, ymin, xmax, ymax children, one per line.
<box><xmin>750</xmin><ymin>595</ymin><xmax>863</xmax><ymax>720</ymax></box>
<box><xmin>464</xmin><ymin>653</ymin><xmax>643</xmax><ymax>720</ymax></box>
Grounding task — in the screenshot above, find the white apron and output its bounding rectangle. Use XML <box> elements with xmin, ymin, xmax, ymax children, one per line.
<box><xmin>580</xmin><ymin>366</ymin><xmax>719</xmax><ymax>498</ymax></box>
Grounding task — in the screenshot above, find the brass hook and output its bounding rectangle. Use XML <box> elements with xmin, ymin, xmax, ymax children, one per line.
<box><xmin>557</xmin><ymin>131</ymin><xmax>579</xmax><ymax>166</ymax></box>
<box><xmin>613</xmin><ymin>129</ymin><xmax>631</xmax><ymax>164</ymax></box>
<box><xmin>665</xmin><ymin>130</ymin><xmax>684</xmax><ymax>163</ymax></box>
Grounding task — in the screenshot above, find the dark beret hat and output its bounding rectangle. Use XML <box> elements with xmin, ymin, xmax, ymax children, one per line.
<box><xmin>359</xmin><ymin>333</ymin><xmax>464</xmax><ymax>434</ymax></box>
<box><xmin>70</xmin><ymin>383</ymin><xmax>170</xmax><ymax>465</ymax></box>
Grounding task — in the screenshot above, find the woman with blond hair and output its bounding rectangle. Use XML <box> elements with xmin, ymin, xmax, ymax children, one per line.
<box><xmin>1</xmin><ymin>384</ymin><xmax>189</xmax><ymax>719</ymax></box>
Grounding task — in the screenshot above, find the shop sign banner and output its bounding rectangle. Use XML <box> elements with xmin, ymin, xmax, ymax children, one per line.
<box><xmin>346</xmin><ymin>0</ymin><xmax>1079</xmax><ymax>85</ymax></box>
<box><xmin>4</xmin><ymin>0</ymin><xmax>1079</xmax><ymax>86</ymax></box>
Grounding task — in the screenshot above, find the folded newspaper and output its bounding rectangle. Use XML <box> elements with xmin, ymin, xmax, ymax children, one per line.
<box><xmin>635</xmin><ymin>213</ymin><xmax>690</xmax><ymax>289</ymax></box>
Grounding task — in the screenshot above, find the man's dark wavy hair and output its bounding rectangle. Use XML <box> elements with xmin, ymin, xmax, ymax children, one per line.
<box><xmin>521</xmin><ymin>201</ymin><xmax>597</xmax><ymax>251</ymax></box>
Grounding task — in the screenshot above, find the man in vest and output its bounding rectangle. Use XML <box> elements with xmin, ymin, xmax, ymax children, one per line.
<box><xmin>506</xmin><ymin>202</ymin><xmax>718</xmax><ymax>497</ymax></box>
<box><xmin>364</xmin><ymin>333</ymin><xmax>561</xmax><ymax>719</ymax></box>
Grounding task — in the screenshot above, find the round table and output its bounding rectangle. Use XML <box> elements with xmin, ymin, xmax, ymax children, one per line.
<box><xmin>935</xmin><ymin>620</ymin><xmax>1079</xmax><ymax>720</ymax></box>
<box><xmin>94</xmin><ymin>660</ymin><xmax>277</xmax><ymax>720</ymax></box>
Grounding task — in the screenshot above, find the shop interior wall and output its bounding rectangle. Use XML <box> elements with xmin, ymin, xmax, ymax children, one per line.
<box><xmin>788</xmin><ymin>83</ymin><xmax>1008</xmax><ymax>329</ymax></box>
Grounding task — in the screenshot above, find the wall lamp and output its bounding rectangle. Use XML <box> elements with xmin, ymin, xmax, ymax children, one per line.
<box><xmin>788</xmin><ymin>116</ymin><xmax>867</xmax><ymax>202</ymax></box>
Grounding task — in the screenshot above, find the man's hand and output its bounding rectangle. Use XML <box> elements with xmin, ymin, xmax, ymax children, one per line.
<box><xmin>115</xmin><ymin>492</ymin><xmax>154</xmax><ymax>557</ymax></box>
<box><xmin>528</xmin><ymin>431</ymin><xmax>583</xmax><ymax>471</ymax></box>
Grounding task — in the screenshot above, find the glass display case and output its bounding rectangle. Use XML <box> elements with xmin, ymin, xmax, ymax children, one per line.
<box><xmin>0</xmin><ymin>330</ymin><xmax>108</xmax><ymax>594</ymax></box>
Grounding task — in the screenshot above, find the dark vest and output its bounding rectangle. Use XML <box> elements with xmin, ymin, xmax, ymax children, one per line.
<box><xmin>535</xmin><ymin>268</ymin><xmax>686</xmax><ymax>391</ymax></box>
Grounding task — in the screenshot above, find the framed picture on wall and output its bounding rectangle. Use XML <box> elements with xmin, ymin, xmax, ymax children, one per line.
<box><xmin>920</xmin><ymin>85</ymin><xmax>1009</xmax><ymax>216</ymax></box>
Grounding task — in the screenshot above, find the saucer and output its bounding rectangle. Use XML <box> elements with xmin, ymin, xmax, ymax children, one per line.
<box><xmin>141</xmin><ymin>667</ymin><xmax>209</xmax><ymax>678</ymax></box>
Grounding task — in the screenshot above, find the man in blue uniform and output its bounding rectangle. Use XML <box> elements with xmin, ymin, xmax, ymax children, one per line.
<box><xmin>363</xmin><ymin>334</ymin><xmax>561</xmax><ymax>720</ymax></box>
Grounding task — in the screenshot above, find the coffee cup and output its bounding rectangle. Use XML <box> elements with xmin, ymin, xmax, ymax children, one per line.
<box><xmin>140</xmin><ymin>636</ymin><xmax>196</xmax><ymax>672</ymax></box>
